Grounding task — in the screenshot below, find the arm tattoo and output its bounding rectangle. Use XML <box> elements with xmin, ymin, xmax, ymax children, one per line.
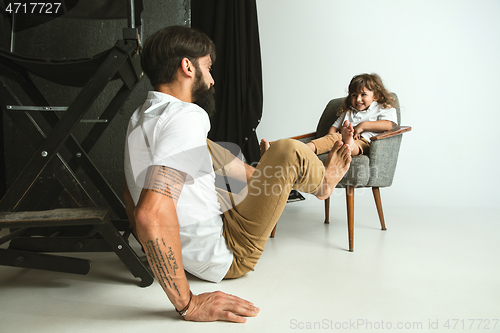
<box><xmin>141</xmin><ymin>167</ymin><xmax>186</xmax><ymax>297</ymax></box>
<box><xmin>167</xmin><ymin>247</ymin><xmax>179</xmax><ymax>275</ymax></box>
<box><xmin>144</xmin><ymin>166</ymin><xmax>154</xmax><ymax>191</ymax></box>
<box><xmin>145</xmin><ymin>239</ymin><xmax>181</xmax><ymax>297</ymax></box>
<box><xmin>144</xmin><ymin>166</ymin><xmax>185</xmax><ymax>201</ymax></box>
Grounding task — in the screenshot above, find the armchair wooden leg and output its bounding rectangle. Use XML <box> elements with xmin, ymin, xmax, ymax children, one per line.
<box><xmin>346</xmin><ymin>186</ymin><xmax>354</xmax><ymax>252</ymax></box>
<box><xmin>372</xmin><ymin>187</ymin><xmax>387</xmax><ymax>230</ymax></box>
<box><xmin>270</xmin><ymin>224</ymin><xmax>277</xmax><ymax>238</ymax></box>
<box><xmin>324</xmin><ymin>197</ymin><xmax>330</xmax><ymax>224</ymax></box>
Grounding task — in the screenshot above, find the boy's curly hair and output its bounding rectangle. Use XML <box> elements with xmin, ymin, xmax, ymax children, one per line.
<box><xmin>338</xmin><ymin>73</ymin><xmax>396</xmax><ymax>115</ymax></box>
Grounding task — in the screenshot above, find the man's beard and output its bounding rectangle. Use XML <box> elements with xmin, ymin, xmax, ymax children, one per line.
<box><xmin>192</xmin><ymin>70</ymin><xmax>216</xmax><ymax>118</ymax></box>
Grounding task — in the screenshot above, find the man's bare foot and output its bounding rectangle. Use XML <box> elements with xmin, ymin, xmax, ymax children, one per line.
<box><xmin>341</xmin><ymin>120</ymin><xmax>360</xmax><ymax>156</ymax></box>
<box><xmin>313</xmin><ymin>141</ymin><xmax>351</xmax><ymax>200</ymax></box>
<box><xmin>260</xmin><ymin>139</ymin><xmax>270</xmax><ymax>158</ymax></box>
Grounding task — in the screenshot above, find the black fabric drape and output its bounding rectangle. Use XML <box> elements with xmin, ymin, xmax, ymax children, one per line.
<box><xmin>191</xmin><ymin>0</ymin><xmax>263</xmax><ymax>164</ymax></box>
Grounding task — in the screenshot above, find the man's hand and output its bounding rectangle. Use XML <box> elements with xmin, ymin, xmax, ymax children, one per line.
<box><xmin>183</xmin><ymin>291</ymin><xmax>259</xmax><ymax>323</ymax></box>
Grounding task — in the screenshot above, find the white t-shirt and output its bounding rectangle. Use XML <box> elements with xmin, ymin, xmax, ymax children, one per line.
<box><xmin>332</xmin><ymin>101</ymin><xmax>398</xmax><ymax>140</ymax></box>
<box><xmin>124</xmin><ymin>91</ymin><xmax>233</xmax><ymax>283</ymax></box>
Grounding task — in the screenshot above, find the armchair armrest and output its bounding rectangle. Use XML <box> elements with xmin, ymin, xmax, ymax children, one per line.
<box><xmin>271</xmin><ymin>126</ymin><xmax>411</xmax><ymax>144</ymax></box>
<box><xmin>289</xmin><ymin>132</ymin><xmax>316</xmax><ymax>141</ymax></box>
<box><xmin>270</xmin><ymin>132</ymin><xmax>316</xmax><ymax>145</ymax></box>
<box><xmin>370</xmin><ymin>126</ymin><xmax>412</xmax><ymax>141</ymax></box>
<box><xmin>366</xmin><ymin>126</ymin><xmax>410</xmax><ymax>187</ymax></box>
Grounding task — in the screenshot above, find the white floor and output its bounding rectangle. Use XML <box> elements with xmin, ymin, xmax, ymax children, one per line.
<box><xmin>1</xmin><ymin>196</ymin><xmax>499</xmax><ymax>333</ymax></box>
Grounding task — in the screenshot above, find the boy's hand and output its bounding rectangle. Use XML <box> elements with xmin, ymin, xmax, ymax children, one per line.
<box><xmin>353</xmin><ymin>123</ymin><xmax>364</xmax><ymax>140</ymax></box>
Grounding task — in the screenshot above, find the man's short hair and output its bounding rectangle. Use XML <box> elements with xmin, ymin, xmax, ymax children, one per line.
<box><xmin>141</xmin><ymin>25</ymin><xmax>216</xmax><ymax>87</ymax></box>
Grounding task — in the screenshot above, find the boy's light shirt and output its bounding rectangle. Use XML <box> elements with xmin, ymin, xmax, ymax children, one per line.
<box><xmin>333</xmin><ymin>101</ymin><xmax>397</xmax><ymax>140</ymax></box>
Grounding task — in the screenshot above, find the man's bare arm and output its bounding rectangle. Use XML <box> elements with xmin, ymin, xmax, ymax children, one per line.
<box><xmin>129</xmin><ymin>165</ymin><xmax>258</xmax><ymax>322</ymax></box>
<box><xmin>134</xmin><ymin>165</ymin><xmax>189</xmax><ymax>310</ymax></box>
<box><xmin>224</xmin><ymin>157</ymin><xmax>255</xmax><ymax>182</ymax></box>
<box><xmin>208</xmin><ymin>140</ymin><xmax>255</xmax><ymax>183</ymax></box>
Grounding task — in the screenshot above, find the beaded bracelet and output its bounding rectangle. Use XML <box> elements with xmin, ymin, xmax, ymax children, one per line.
<box><xmin>176</xmin><ymin>291</ymin><xmax>193</xmax><ymax>317</ymax></box>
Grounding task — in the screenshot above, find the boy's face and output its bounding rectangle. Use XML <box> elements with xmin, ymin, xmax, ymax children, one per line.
<box><xmin>350</xmin><ymin>88</ymin><xmax>378</xmax><ymax>111</ymax></box>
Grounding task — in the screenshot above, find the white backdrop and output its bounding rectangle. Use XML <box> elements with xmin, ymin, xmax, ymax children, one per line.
<box><xmin>254</xmin><ymin>0</ymin><xmax>500</xmax><ymax>209</ymax></box>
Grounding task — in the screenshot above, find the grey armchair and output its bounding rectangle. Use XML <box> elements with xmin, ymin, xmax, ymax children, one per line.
<box><xmin>270</xmin><ymin>93</ymin><xmax>411</xmax><ymax>252</ymax></box>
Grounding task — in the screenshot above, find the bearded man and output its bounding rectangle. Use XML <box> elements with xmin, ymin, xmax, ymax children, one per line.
<box><xmin>123</xmin><ymin>25</ymin><xmax>351</xmax><ymax>323</ymax></box>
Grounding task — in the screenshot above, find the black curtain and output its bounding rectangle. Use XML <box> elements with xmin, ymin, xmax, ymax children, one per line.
<box><xmin>191</xmin><ymin>0</ymin><xmax>263</xmax><ymax>164</ymax></box>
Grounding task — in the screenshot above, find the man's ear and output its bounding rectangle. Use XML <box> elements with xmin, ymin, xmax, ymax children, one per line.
<box><xmin>180</xmin><ymin>57</ymin><xmax>194</xmax><ymax>78</ymax></box>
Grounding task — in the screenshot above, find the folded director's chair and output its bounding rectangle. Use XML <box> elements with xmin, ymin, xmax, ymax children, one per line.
<box><xmin>0</xmin><ymin>0</ymin><xmax>153</xmax><ymax>287</ymax></box>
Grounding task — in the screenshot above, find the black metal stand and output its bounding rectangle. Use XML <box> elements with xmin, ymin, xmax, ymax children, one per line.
<box><xmin>0</xmin><ymin>4</ymin><xmax>152</xmax><ymax>286</ymax></box>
